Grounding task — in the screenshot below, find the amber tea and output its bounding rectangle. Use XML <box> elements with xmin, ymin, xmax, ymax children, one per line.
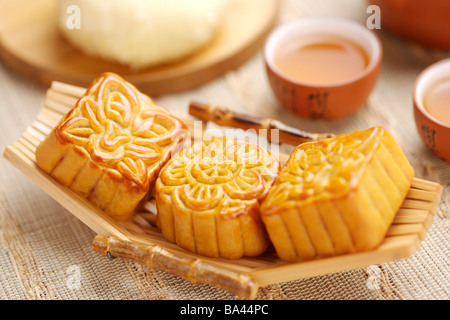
<box><xmin>424</xmin><ymin>77</ymin><xmax>450</xmax><ymax>126</ymax></box>
<box><xmin>274</xmin><ymin>34</ymin><xmax>369</xmax><ymax>85</ymax></box>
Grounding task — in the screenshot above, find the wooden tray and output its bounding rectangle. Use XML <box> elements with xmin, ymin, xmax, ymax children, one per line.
<box><xmin>0</xmin><ymin>0</ymin><xmax>278</xmax><ymax>96</ymax></box>
<box><xmin>3</xmin><ymin>81</ymin><xmax>443</xmax><ymax>299</ymax></box>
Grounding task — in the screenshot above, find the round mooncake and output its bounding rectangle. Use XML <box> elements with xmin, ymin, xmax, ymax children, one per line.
<box><xmin>155</xmin><ymin>137</ymin><xmax>280</xmax><ymax>259</ymax></box>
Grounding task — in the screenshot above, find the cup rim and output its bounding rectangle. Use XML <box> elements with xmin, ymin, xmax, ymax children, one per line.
<box><xmin>264</xmin><ymin>16</ymin><xmax>382</xmax><ymax>88</ymax></box>
<box><xmin>413</xmin><ymin>58</ymin><xmax>450</xmax><ymax>129</ymax></box>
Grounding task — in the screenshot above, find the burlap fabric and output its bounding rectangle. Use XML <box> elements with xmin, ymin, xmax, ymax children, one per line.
<box><xmin>0</xmin><ymin>0</ymin><xmax>448</xmax><ymax>300</ymax></box>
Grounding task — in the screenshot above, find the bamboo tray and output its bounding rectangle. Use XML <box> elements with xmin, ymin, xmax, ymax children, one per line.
<box><xmin>2</xmin><ymin>81</ymin><xmax>443</xmax><ymax>299</ymax></box>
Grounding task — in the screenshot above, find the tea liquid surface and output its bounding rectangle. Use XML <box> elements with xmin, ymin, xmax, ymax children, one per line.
<box><xmin>275</xmin><ymin>35</ymin><xmax>369</xmax><ymax>85</ymax></box>
<box><xmin>424</xmin><ymin>77</ymin><xmax>450</xmax><ymax>126</ymax></box>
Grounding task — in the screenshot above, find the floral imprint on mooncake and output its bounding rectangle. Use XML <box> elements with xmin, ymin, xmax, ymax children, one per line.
<box><xmin>36</xmin><ymin>72</ymin><xmax>188</xmax><ymax>221</ymax></box>
<box><xmin>155</xmin><ymin>137</ymin><xmax>280</xmax><ymax>259</ymax></box>
<box><xmin>261</xmin><ymin>127</ymin><xmax>381</xmax><ymax>210</ymax></box>
<box><xmin>260</xmin><ymin>126</ymin><xmax>415</xmax><ymax>262</ymax></box>
<box><xmin>55</xmin><ymin>73</ymin><xmax>185</xmax><ymax>188</ymax></box>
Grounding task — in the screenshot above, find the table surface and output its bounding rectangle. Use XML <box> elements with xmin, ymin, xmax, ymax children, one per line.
<box><xmin>0</xmin><ymin>0</ymin><xmax>449</xmax><ymax>300</ymax></box>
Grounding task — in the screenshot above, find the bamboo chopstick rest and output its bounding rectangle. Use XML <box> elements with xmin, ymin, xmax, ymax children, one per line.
<box><xmin>92</xmin><ymin>235</ymin><xmax>259</xmax><ymax>299</ymax></box>
<box><xmin>188</xmin><ymin>101</ymin><xmax>334</xmax><ymax>146</ymax></box>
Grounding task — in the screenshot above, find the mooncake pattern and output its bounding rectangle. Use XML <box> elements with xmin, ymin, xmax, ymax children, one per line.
<box><xmin>36</xmin><ymin>72</ymin><xmax>187</xmax><ymax>220</ymax></box>
<box><xmin>260</xmin><ymin>126</ymin><xmax>414</xmax><ymax>262</ymax></box>
<box><xmin>155</xmin><ymin>137</ymin><xmax>280</xmax><ymax>259</ymax></box>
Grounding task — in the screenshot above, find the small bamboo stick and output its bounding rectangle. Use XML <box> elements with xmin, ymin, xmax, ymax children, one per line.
<box><xmin>188</xmin><ymin>101</ymin><xmax>334</xmax><ymax>146</ymax></box>
<box><xmin>92</xmin><ymin>235</ymin><xmax>259</xmax><ymax>299</ymax></box>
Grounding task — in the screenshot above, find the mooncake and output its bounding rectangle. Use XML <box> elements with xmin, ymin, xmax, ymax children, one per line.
<box><xmin>260</xmin><ymin>126</ymin><xmax>414</xmax><ymax>262</ymax></box>
<box><xmin>35</xmin><ymin>72</ymin><xmax>187</xmax><ymax>221</ymax></box>
<box><xmin>155</xmin><ymin>137</ymin><xmax>280</xmax><ymax>259</ymax></box>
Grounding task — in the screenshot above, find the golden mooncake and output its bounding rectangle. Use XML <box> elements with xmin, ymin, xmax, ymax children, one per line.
<box><xmin>260</xmin><ymin>126</ymin><xmax>415</xmax><ymax>262</ymax></box>
<box><xmin>35</xmin><ymin>72</ymin><xmax>187</xmax><ymax>221</ymax></box>
<box><xmin>155</xmin><ymin>137</ymin><xmax>280</xmax><ymax>259</ymax></box>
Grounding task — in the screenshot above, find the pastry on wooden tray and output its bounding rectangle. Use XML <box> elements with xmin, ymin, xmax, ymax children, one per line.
<box><xmin>155</xmin><ymin>137</ymin><xmax>280</xmax><ymax>259</ymax></box>
<box><xmin>260</xmin><ymin>126</ymin><xmax>415</xmax><ymax>262</ymax></box>
<box><xmin>35</xmin><ymin>72</ymin><xmax>187</xmax><ymax>221</ymax></box>
<box><xmin>58</xmin><ymin>0</ymin><xmax>229</xmax><ymax>68</ymax></box>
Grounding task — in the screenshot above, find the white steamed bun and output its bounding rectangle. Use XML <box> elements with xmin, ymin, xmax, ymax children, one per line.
<box><xmin>58</xmin><ymin>0</ymin><xmax>229</xmax><ymax>68</ymax></box>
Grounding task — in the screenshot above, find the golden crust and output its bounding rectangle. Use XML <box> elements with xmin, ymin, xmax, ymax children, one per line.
<box><xmin>35</xmin><ymin>72</ymin><xmax>187</xmax><ymax>220</ymax></box>
<box><xmin>260</xmin><ymin>126</ymin><xmax>415</xmax><ymax>262</ymax></box>
<box><xmin>155</xmin><ymin>137</ymin><xmax>280</xmax><ymax>259</ymax></box>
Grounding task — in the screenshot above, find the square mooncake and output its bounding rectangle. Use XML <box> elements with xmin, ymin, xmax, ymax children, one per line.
<box><xmin>260</xmin><ymin>126</ymin><xmax>414</xmax><ymax>262</ymax></box>
<box><xmin>35</xmin><ymin>72</ymin><xmax>187</xmax><ymax>221</ymax></box>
